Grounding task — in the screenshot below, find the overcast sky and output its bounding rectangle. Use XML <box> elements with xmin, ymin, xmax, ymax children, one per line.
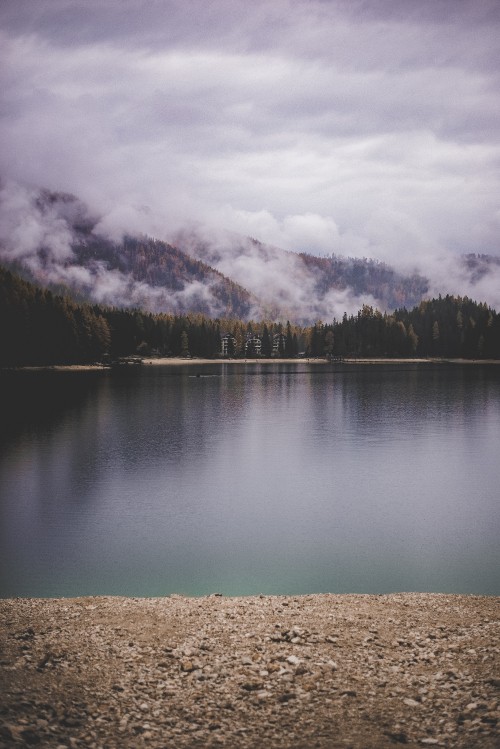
<box><xmin>1</xmin><ymin>0</ymin><xmax>499</xmax><ymax>266</ymax></box>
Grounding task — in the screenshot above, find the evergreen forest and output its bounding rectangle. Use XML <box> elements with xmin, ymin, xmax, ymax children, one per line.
<box><xmin>1</xmin><ymin>265</ymin><xmax>499</xmax><ymax>367</ymax></box>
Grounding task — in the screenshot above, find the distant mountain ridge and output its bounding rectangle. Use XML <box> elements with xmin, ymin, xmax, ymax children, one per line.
<box><xmin>72</xmin><ymin>234</ymin><xmax>257</xmax><ymax>318</ymax></box>
<box><xmin>1</xmin><ymin>183</ymin><xmax>499</xmax><ymax>322</ymax></box>
<box><xmin>0</xmin><ymin>186</ymin><xmax>258</xmax><ymax>319</ymax></box>
<box><xmin>170</xmin><ymin>228</ymin><xmax>431</xmax><ymax>321</ymax></box>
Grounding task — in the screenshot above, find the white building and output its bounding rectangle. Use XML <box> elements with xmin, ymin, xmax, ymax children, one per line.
<box><xmin>245</xmin><ymin>335</ymin><xmax>262</xmax><ymax>356</ymax></box>
<box><xmin>221</xmin><ymin>333</ymin><xmax>237</xmax><ymax>356</ymax></box>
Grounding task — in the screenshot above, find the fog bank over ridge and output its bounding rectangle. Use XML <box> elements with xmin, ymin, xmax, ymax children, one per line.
<box><xmin>1</xmin><ymin>180</ymin><xmax>499</xmax><ymax>323</ymax></box>
<box><xmin>0</xmin><ymin>0</ymin><xmax>499</xmax><ymax>282</ymax></box>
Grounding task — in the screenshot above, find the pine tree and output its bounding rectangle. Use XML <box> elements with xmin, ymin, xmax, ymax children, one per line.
<box><xmin>180</xmin><ymin>330</ymin><xmax>190</xmax><ymax>357</ymax></box>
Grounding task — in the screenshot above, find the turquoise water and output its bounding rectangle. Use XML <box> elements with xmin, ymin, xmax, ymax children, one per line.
<box><xmin>1</xmin><ymin>362</ymin><xmax>499</xmax><ymax>597</ymax></box>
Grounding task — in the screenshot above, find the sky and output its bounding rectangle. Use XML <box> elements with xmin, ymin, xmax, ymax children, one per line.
<box><xmin>1</xmin><ymin>0</ymin><xmax>499</xmax><ymax>269</ymax></box>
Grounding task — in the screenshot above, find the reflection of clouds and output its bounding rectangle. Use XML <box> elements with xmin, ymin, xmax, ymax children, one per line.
<box><xmin>1</xmin><ymin>364</ymin><xmax>499</xmax><ymax>597</ymax></box>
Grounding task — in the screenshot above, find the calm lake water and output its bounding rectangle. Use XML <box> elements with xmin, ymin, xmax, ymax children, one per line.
<box><xmin>1</xmin><ymin>362</ymin><xmax>499</xmax><ymax>598</ymax></box>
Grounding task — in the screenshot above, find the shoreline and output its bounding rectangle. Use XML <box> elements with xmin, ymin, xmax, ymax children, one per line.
<box><xmin>3</xmin><ymin>356</ymin><xmax>500</xmax><ymax>373</ymax></box>
<box><xmin>1</xmin><ymin>593</ymin><xmax>498</xmax><ymax>747</ymax></box>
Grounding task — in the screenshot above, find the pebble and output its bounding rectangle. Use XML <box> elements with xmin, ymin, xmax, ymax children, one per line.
<box><xmin>0</xmin><ymin>593</ymin><xmax>498</xmax><ymax>748</ymax></box>
<box><xmin>403</xmin><ymin>698</ymin><xmax>420</xmax><ymax>707</ymax></box>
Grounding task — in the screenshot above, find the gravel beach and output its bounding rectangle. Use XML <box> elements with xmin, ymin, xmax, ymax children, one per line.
<box><xmin>0</xmin><ymin>593</ymin><xmax>498</xmax><ymax>748</ymax></box>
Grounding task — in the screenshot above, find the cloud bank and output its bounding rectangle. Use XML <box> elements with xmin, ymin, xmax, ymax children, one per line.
<box><xmin>0</xmin><ymin>0</ymin><xmax>499</xmax><ymax>277</ymax></box>
<box><xmin>1</xmin><ymin>178</ymin><xmax>500</xmax><ymax>322</ymax></box>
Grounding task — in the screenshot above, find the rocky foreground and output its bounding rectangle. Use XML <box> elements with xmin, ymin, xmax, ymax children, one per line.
<box><xmin>0</xmin><ymin>594</ymin><xmax>499</xmax><ymax>748</ymax></box>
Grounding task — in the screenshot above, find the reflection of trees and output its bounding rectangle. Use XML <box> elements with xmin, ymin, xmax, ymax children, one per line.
<box><xmin>0</xmin><ymin>372</ymin><xmax>108</xmax><ymax>512</ymax></box>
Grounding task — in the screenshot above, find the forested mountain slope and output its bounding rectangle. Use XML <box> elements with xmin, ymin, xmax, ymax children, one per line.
<box><xmin>1</xmin><ymin>183</ymin><xmax>500</xmax><ymax>324</ymax></box>
<box><xmin>172</xmin><ymin>229</ymin><xmax>430</xmax><ymax>321</ymax></box>
<box><xmin>0</xmin><ymin>187</ymin><xmax>257</xmax><ymax>319</ymax></box>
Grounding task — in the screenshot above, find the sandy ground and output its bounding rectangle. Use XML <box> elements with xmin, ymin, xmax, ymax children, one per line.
<box><xmin>142</xmin><ymin>357</ymin><xmax>329</xmax><ymax>366</ymax></box>
<box><xmin>144</xmin><ymin>357</ymin><xmax>500</xmax><ymax>366</ymax></box>
<box><xmin>10</xmin><ymin>357</ymin><xmax>500</xmax><ymax>371</ymax></box>
<box><xmin>0</xmin><ymin>593</ymin><xmax>498</xmax><ymax>748</ymax></box>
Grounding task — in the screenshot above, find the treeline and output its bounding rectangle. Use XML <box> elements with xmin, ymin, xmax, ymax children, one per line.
<box><xmin>0</xmin><ymin>266</ymin><xmax>305</xmax><ymax>366</ymax></box>
<box><xmin>309</xmin><ymin>297</ymin><xmax>500</xmax><ymax>359</ymax></box>
<box><xmin>1</xmin><ymin>267</ymin><xmax>112</xmax><ymax>366</ymax></box>
<box><xmin>1</xmin><ymin>266</ymin><xmax>499</xmax><ymax>366</ymax></box>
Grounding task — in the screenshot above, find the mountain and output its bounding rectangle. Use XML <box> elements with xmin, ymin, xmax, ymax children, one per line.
<box><xmin>1</xmin><ymin>182</ymin><xmax>499</xmax><ymax>323</ymax></box>
<box><xmin>0</xmin><ymin>185</ymin><xmax>257</xmax><ymax>319</ymax></box>
<box><xmin>461</xmin><ymin>253</ymin><xmax>500</xmax><ymax>282</ymax></box>
<box><xmin>171</xmin><ymin>228</ymin><xmax>430</xmax><ymax>322</ymax></box>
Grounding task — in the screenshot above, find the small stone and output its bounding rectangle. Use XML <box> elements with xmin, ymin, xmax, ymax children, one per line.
<box><xmin>241</xmin><ymin>681</ymin><xmax>263</xmax><ymax>691</ymax></box>
<box><xmin>256</xmin><ymin>690</ymin><xmax>271</xmax><ymax>700</ymax></box>
<box><xmin>287</xmin><ymin>655</ymin><xmax>300</xmax><ymax>666</ymax></box>
<box><xmin>19</xmin><ymin>729</ymin><xmax>41</xmax><ymax>745</ymax></box>
<box><xmin>278</xmin><ymin>692</ymin><xmax>296</xmax><ymax>702</ymax></box>
<box><xmin>384</xmin><ymin>731</ymin><xmax>408</xmax><ymax>744</ymax></box>
<box><xmin>403</xmin><ymin>698</ymin><xmax>420</xmax><ymax>707</ymax></box>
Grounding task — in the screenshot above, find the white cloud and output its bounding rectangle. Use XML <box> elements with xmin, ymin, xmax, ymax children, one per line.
<box><xmin>0</xmin><ymin>0</ymin><xmax>498</xmax><ymax>272</ymax></box>
<box><xmin>0</xmin><ymin>180</ymin><xmax>74</xmax><ymax>261</ymax></box>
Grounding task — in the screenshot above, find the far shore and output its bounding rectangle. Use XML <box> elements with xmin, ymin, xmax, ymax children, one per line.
<box><xmin>3</xmin><ymin>356</ymin><xmax>500</xmax><ymax>373</ymax></box>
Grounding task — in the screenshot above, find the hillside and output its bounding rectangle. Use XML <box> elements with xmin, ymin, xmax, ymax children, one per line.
<box><xmin>0</xmin><ymin>187</ymin><xmax>256</xmax><ymax>320</ymax></box>
<box><xmin>171</xmin><ymin>229</ymin><xmax>430</xmax><ymax>322</ymax></box>
<box><xmin>71</xmin><ymin>234</ymin><xmax>257</xmax><ymax>319</ymax></box>
<box><xmin>1</xmin><ymin>183</ymin><xmax>500</xmax><ymax>324</ymax></box>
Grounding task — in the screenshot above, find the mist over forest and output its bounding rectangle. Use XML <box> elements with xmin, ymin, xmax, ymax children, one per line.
<box><xmin>1</xmin><ymin>0</ymin><xmax>499</xmax><ymax>326</ymax></box>
<box><xmin>1</xmin><ymin>180</ymin><xmax>500</xmax><ymax>326</ymax></box>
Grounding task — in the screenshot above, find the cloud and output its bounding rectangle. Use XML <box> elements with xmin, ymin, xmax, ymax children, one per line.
<box><xmin>173</xmin><ymin>225</ymin><xmax>388</xmax><ymax>323</ymax></box>
<box><xmin>0</xmin><ymin>179</ymin><xmax>249</xmax><ymax>318</ymax></box>
<box><xmin>426</xmin><ymin>253</ymin><xmax>500</xmax><ymax>312</ymax></box>
<box><xmin>2</xmin><ymin>177</ymin><xmax>500</xmax><ymax>322</ymax></box>
<box><xmin>0</xmin><ymin>180</ymin><xmax>74</xmax><ymax>261</ymax></box>
<box><xmin>211</xmin><ymin>208</ymin><xmax>341</xmax><ymax>255</ymax></box>
<box><xmin>0</xmin><ymin>0</ymin><xmax>498</xmax><ymax>277</ymax></box>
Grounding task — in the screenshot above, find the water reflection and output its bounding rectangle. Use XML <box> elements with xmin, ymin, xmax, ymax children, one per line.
<box><xmin>0</xmin><ymin>363</ymin><xmax>499</xmax><ymax>597</ymax></box>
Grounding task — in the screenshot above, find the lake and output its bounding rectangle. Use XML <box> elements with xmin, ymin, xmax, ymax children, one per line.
<box><xmin>0</xmin><ymin>361</ymin><xmax>499</xmax><ymax>598</ymax></box>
